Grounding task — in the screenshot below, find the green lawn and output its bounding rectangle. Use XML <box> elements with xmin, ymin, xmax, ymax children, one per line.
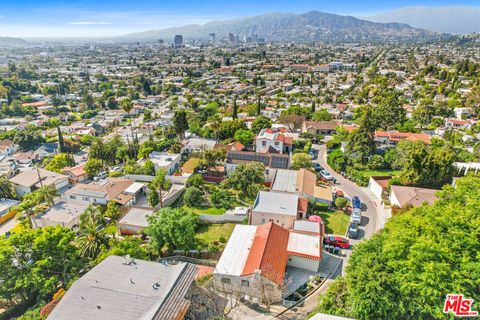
<box><xmin>186</xmin><ymin>205</ymin><xmax>226</xmax><ymax>215</ymax></box>
<box><xmin>196</xmin><ymin>223</ymin><xmax>236</xmax><ymax>244</ymax></box>
<box><xmin>361</xmin><ymin>169</ymin><xmax>400</xmax><ymax>178</ymax></box>
<box><xmin>317</xmin><ymin>210</ymin><xmax>350</xmax><ymax>235</ymax></box>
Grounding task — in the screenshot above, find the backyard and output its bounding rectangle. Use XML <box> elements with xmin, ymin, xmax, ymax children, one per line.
<box><xmin>196</xmin><ymin>223</ymin><xmax>236</xmax><ymax>246</ymax></box>
<box><xmin>316</xmin><ymin>210</ymin><xmax>350</xmax><ymax>235</ymax></box>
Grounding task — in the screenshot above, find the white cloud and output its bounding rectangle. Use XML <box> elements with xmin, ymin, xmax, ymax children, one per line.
<box><xmin>68</xmin><ymin>21</ymin><xmax>111</xmax><ymax>25</ymax></box>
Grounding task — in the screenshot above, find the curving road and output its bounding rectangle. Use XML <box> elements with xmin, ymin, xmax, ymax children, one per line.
<box><xmin>312</xmin><ymin>143</ymin><xmax>383</xmax><ymax>245</ymax></box>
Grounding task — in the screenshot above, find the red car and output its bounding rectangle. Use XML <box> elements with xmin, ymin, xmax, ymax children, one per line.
<box><xmin>323</xmin><ymin>235</ymin><xmax>350</xmax><ymax>249</ymax></box>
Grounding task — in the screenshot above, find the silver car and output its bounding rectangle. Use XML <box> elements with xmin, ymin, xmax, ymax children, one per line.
<box><xmin>351</xmin><ymin>208</ymin><xmax>362</xmax><ymax>224</ymax></box>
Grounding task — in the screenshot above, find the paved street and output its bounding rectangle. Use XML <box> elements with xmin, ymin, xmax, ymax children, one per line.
<box><xmin>311</xmin><ymin>142</ymin><xmax>385</xmax><ymax>274</ymax></box>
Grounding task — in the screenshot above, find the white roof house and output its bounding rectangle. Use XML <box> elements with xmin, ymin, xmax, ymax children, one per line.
<box><xmin>32</xmin><ymin>202</ymin><xmax>89</xmax><ymax>229</ymax></box>
<box><xmin>214</xmin><ymin>224</ymin><xmax>257</xmax><ymax>276</ymax></box>
<box><xmin>271</xmin><ymin>169</ymin><xmax>297</xmax><ymax>193</ymax></box>
<box><xmin>287</xmin><ymin>232</ymin><xmax>321</xmax><ymax>259</ymax></box>
<box><xmin>117</xmin><ymin>207</ymin><xmax>154</xmax><ymax>235</ymax></box>
<box><xmin>48</xmin><ymin>255</ymin><xmax>197</xmax><ymax>320</ymax></box>
<box><xmin>252</xmin><ymin>191</ymin><xmax>299</xmax><ymax>217</ymax></box>
<box><xmin>148</xmin><ymin>151</ymin><xmax>181</xmax><ymax>175</ymax></box>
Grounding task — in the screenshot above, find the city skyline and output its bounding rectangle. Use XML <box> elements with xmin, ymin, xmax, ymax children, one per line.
<box><xmin>0</xmin><ymin>0</ymin><xmax>479</xmax><ymax>38</ymax></box>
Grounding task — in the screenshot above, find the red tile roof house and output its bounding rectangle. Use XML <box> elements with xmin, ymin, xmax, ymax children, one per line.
<box><xmin>63</xmin><ymin>164</ymin><xmax>88</xmax><ymax>185</ymax></box>
<box><xmin>374</xmin><ymin>130</ymin><xmax>432</xmax><ymax>146</ymax></box>
<box><xmin>213</xmin><ymin>222</ymin><xmax>323</xmax><ymax>305</ymax></box>
<box><xmin>255</xmin><ymin>128</ymin><xmax>293</xmax><ymax>154</ymax></box>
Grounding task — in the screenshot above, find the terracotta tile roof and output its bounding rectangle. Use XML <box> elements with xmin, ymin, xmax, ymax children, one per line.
<box><xmin>375</xmin><ymin>130</ymin><xmax>431</xmax><ymax>144</ymax></box>
<box><xmin>304</xmin><ymin>121</ymin><xmax>341</xmax><ymax>131</ymax></box>
<box><xmin>297</xmin><ymin>198</ymin><xmax>309</xmax><ymax>213</ymax></box>
<box><xmin>63</xmin><ymin>164</ymin><xmax>86</xmax><ymax>177</ymax></box>
<box><xmin>241</xmin><ymin>222</ymin><xmax>289</xmax><ymax>285</ymax></box>
<box><xmin>0</xmin><ymin>139</ymin><xmax>14</xmax><ymax>146</ymax></box>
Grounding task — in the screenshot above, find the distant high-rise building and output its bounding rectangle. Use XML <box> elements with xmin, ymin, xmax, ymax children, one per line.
<box><xmin>209</xmin><ymin>33</ymin><xmax>216</xmax><ymax>42</ymax></box>
<box><xmin>228</xmin><ymin>33</ymin><xmax>235</xmax><ymax>43</ymax></box>
<box><xmin>158</xmin><ymin>39</ymin><xmax>164</xmax><ymax>44</ymax></box>
<box><xmin>173</xmin><ymin>35</ymin><xmax>183</xmax><ymax>47</ymax></box>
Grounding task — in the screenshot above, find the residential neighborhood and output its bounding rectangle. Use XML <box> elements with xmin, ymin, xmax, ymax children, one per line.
<box><xmin>0</xmin><ymin>2</ymin><xmax>479</xmax><ymax>320</ymax></box>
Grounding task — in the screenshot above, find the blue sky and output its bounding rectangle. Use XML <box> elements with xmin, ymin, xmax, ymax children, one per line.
<box><xmin>0</xmin><ymin>0</ymin><xmax>478</xmax><ymax>37</ymax></box>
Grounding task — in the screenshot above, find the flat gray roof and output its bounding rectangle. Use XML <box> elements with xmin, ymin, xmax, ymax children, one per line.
<box><xmin>253</xmin><ymin>191</ymin><xmax>298</xmax><ymax>216</ymax></box>
<box><xmin>48</xmin><ymin>255</ymin><xmax>196</xmax><ymax>320</ymax></box>
<box><xmin>35</xmin><ymin>202</ymin><xmax>88</xmax><ymax>224</ymax></box>
<box><xmin>271</xmin><ymin>169</ymin><xmax>298</xmax><ymax>193</ymax></box>
<box><xmin>118</xmin><ymin>207</ymin><xmax>154</xmax><ymax>227</ymax></box>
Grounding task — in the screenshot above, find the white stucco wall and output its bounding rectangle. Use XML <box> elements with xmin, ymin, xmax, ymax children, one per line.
<box><xmin>287</xmin><ymin>255</ymin><xmax>320</xmax><ymax>272</ymax></box>
<box><xmin>368</xmin><ymin>178</ymin><xmax>384</xmax><ymax>200</ymax></box>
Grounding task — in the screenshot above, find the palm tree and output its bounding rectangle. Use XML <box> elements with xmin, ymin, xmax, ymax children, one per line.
<box><xmin>77</xmin><ymin>205</ymin><xmax>109</xmax><ymax>259</ymax></box>
<box><xmin>17</xmin><ymin>205</ymin><xmax>36</xmax><ymax>228</ymax></box>
<box><xmin>150</xmin><ymin>169</ymin><xmax>171</xmax><ymax>209</ymax></box>
<box><xmin>76</xmin><ymin>219</ymin><xmax>109</xmax><ymax>259</ymax></box>
<box><xmin>120</xmin><ymin>97</ymin><xmax>135</xmax><ymax>145</ymax></box>
<box><xmin>37</xmin><ymin>186</ymin><xmax>56</xmax><ymax>207</ymax></box>
<box><xmin>209</xmin><ymin>115</ymin><xmax>222</xmax><ymax>143</ymax></box>
<box><xmin>0</xmin><ymin>176</ymin><xmax>14</xmax><ymax>199</ymax></box>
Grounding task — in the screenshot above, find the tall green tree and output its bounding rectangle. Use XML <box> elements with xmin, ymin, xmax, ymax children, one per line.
<box><xmin>57</xmin><ymin>126</ymin><xmax>65</xmax><ymax>153</ymax></box>
<box><xmin>347</xmin><ymin>106</ymin><xmax>376</xmax><ymax>164</ymax></box>
<box><xmin>232</xmin><ymin>96</ymin><xmax>238</xmax><ymax>119</ymax></box>
<box><xmin>0</xmin><ymin>227</ymin><xmax>84</xmax><ymax>304</ymax></box>
<box><xmin>145</xmin><ymin>207</ymin><xmax>199</xmax><ymax>252</ymax></box>
<box><xmin>317</xmin><ymin>176</ymin><xmax>480</xmax><ymax>320</ymax></box>
<box><xmin>172</xmin><ymin>110</ymin><xmax>189</xmax><ymax>139</ymax></box>
<box><xmin>222</xmin><ymin>162</ymin><xmax>265</xmax><ymax>197</ymax></box>
<box><xmin>256</xmin><ymin>95</ymin><xmax>261</xmax><ymax>116</ymax></box>
<box><xmin>150</xmin><ymin>169</ymin><xmax>172</xmax><ymax>209</ymax></box>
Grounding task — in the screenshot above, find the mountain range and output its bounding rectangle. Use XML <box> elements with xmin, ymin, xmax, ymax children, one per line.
<box><xmin>118</xmin><ymin>11</ymin><xmax>437</xmax><ymax>43</ymax></box>
<box><xmin>0</xmin><ymin>37</ymin><xmax>27</xmax><ymax>46</ymax></box>
<box><xmin>363</xmin><ymin>6</ymin><xmax>480</xmax><ymax>35</ymax></box>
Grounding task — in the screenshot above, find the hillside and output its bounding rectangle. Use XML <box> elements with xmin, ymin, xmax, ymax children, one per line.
<box><xmin>364</xmin><ymin>6</ymin><xmax>480</xmax><ymax>34</ymax></box>
<box><xmin>118</xmin><ymin>11</ymin><xmax>437</xmax><ymax>43</ymax></box>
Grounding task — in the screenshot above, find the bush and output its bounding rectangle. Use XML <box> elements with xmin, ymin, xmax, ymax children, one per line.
<box><xmin>327</xmin><ymin>149</ymin><xmax>347</xmax><ymax>172</ymax></box>
<box><xmin>210</xmin><ymin>187</ymin><xmax>232</xmax><ymax>209</ymax></box>
<box><xmin>183</xmin><ymin>187</ymin><xmax>204</xmax><ymax>207</ymax></box>
<box><xmin>186</xmin><ymin>173</ymin><xmax>204</xmax><ymax>188</ymax></box>
<box><xmin>335</xmin><ymin>197</ymin><xmax>348</xmax><ymax>209</ymax></box>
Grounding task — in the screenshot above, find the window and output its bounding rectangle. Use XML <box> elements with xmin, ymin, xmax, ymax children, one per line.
<box><xmin>274</xmin><ymin>141</ymin><xmax>279</xmax><ymax>145</ymax></box>
<box><xmin>82</xmin><ymin>197</ymin><xmax>89</xmax><ymax>201</ymax></box>
<box><xmin>221</xmin><ymin>278</ymin><xmax>231</xmax><ymax>284</ymax></box>
<box><xmin>262</xmin><ymin>141</ymin><xmax>267</xmax><ymax>146</ymax></box>
<box><xmin>241</xmin><ymin>280</ymin><xmax>249</xmax><ymax>287</ymax></box>
<box><xmin>261</xmin><ymin>219</ymin><xmax>265</xmax><ymax>223</ymax></box>
<box><xmin>70</xmin><ymin>195</ymin><xmax>76</xmax><ymax>199</ymax></box>
<box><xmin>93</xmin><ymin>199</ymin><xmax>97</xmax><ymax>203</ymax></box>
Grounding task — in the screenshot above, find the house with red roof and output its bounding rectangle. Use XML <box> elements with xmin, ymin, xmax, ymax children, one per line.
<box><xmin>213</xmin><ymin>221</ymin><xmax>323</xmax><ymax>304</ymax></box>
<box><xmin>255</xmin><ymin>128</ymin><xmax>293</xmax><ymax>154</ymax></box>
<box><xmin>374</xmin><ymin>130</ymin><xmax>432</xmax><ymax>146</ymax></box>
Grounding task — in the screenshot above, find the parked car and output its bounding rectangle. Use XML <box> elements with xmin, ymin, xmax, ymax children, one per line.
<box><xmin>309</xmin><ymin>150</ymin><xmax>318</xmax><ymax>160</ymax></box>
<box><xmin>320</xmin><ymin>170</ymin><xmax>333</xmax><ymax>181</ymax></box>
<box><xmin>351</xmin><ymin>208</ymin><xmax>362</xmax><ymax>224</ymax></box>
<box><xmin>98</xmin><ymin>171</ymin><xmax>107</xmax><ymax>179</ymax></box>
<box><xmin>347</xmin><ymin>222</ymin><xmax>359</xmax><ymax>239</ymax></box>
<box><xmin>313</xmin><ymin>163</ymin><xmax>323</xmax><ymax>172</ymax></box>
<box><xmin>323</xmin><ymin>235</ymin><xmax>350</xmax><ymax>249</ymax></box>
<box><xmin>352</xmin><ymin>196</ymin><xmax>361</xmax><ymax>209</ymax></box>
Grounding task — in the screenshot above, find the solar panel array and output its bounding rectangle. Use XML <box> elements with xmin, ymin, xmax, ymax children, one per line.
<box><xmin>227</xmin><ymin>152</ymin><xmax>289</xmax><ymax>169</ymax></box>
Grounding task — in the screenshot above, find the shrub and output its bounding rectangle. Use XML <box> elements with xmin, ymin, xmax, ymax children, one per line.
<box><xmin>183</xmin><ymin>186</ymin><xmax>204</xmax><ymax>207</ymax></box>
